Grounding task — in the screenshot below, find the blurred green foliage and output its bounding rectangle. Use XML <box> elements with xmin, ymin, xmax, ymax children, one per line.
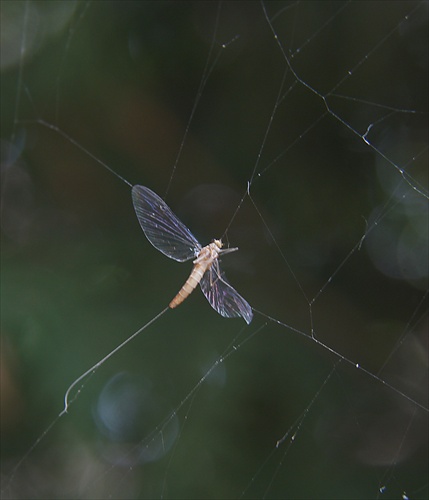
<box><xmin>1</xmin><ymin>1</ymin><xmax>427</xmax><ymax>498</ymax></box>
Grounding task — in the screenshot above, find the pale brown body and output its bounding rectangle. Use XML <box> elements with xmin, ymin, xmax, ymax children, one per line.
<box><xmin>169</xmin><ymin>240</ymin><xmax>223</xmax><ymax>309</ymax></box>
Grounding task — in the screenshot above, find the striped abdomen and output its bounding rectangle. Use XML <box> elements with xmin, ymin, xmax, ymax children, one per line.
<box><xmin>169</xmin><ymin>262</ymin><xmax>210</xmax><ymax>309</ymax></box>
<box><xmin>169</xmin><ymin>242</ymin><xmax>220</xmax><ymax>309</ymax></box>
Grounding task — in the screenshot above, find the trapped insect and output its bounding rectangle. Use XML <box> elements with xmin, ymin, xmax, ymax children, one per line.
<box><xmin>132</xmin><ymin>185</ymin><xmax>253</xmax><ymax>324</ymax></box>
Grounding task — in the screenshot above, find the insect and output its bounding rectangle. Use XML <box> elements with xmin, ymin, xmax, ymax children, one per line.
<box><xmin>132</xmin><ymin>185</ymin><xmax>253</xmax><ymax>324</ymax></box>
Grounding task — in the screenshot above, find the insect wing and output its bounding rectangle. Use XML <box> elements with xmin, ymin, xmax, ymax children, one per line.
<box><xmin>132</xmin><ymin>185</ymin><xmax>201</xmax><ymax>262</ymax></box>
<box><xmin>200</xmin><ymin>263</ymin><xmax>253</xmax><ymax>324</ymax></box>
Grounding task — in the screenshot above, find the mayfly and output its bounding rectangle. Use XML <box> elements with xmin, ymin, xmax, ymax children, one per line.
<box><xmin>132</xmin><ymin>185</ymin><xmax>253</xmax><ymax>324</ymax></box>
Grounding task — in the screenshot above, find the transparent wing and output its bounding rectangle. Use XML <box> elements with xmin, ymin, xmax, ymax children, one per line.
<box><xmin>132</xmin><ymin>185</ymin><xmax>201</xmax><ymax>262</ymax></box>
<box><xmin>200</xmin><ymin>262</ymin><xmax>253</xmax><ymax>324</ymax></box>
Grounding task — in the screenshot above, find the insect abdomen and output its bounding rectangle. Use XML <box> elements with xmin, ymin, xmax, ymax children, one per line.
<box><xmin>169</xmin><ymin>263</ymin><xmax>207</xmax><ymax>309</ymax></box>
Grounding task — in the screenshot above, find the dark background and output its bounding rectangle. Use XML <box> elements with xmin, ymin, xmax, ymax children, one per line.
<box><xmin>1</xmin><ymin>1</ymin><xmax>428</xmax><ymax>498</ymax></box>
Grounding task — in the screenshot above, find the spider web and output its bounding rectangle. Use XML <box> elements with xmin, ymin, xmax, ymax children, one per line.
<box><xmin>1</xmin><ymin>1</ymin><xmax>428</xmax><ymax>499</ymax></box>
